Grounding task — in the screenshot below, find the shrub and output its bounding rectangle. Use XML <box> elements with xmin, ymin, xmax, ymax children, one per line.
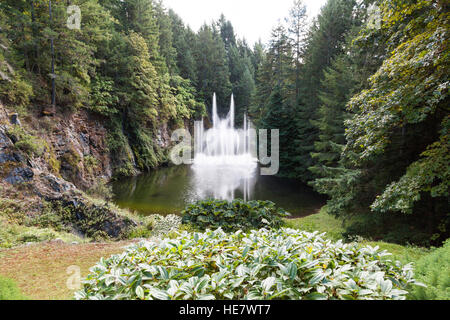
<box><xmin>127</xmin><ymin>214</ymin><xmax>182</xmax><ymax>239</ymax></box>
<box><xmin>0</xmin><ymin>276</ymin><xmax>28</xmax><ymax>300</ymax></box>
<box><xmin>6</xmin><ymin>125</ymin><xmax>43</xmax><ymax>157</ymax></box>
<box><xmin>182</xmin><ymin>199</ymin><xmax>289</xmax><ymax>232</ymax></box>
<box><xmin>83</xmin><ymin>155</ymin><xmax>100</xmax><ymax>174</ymax></box>
<box><xmin>87</xmin><ymin>178</ymin><xmax>113</xmax><ymax>200</ymax></box>
<box><xmin>75</xmin><ymin>228</ymin><xmax>420</xmax><ymax>300</ymax></box>
<box><xmin>408</xmin><ymin>240</ymin><xmax>450</xmax><ymax>300</ymax></box>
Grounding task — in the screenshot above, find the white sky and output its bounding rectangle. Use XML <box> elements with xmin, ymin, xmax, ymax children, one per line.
<box><xmin>162</xmin><ymin>0</ymin><xmax>328</xmax><ymax>46</ymax></box>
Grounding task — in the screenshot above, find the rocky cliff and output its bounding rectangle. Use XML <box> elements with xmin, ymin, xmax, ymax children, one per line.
<box><xmin>0</xmin><ymin>101</ymin><xmax>177</xmax><ymax>244</ymax></box>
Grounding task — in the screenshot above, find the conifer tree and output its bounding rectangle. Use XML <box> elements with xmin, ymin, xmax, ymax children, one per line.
<box><xmin>294</xmin><ymin>0</ymin><xmax>357</xmax><ymax>182</ymax></box>
<box><xmin>193</xmin><ymin>24</ymin><xmax>231</xmax><ymax>115</ymax></box>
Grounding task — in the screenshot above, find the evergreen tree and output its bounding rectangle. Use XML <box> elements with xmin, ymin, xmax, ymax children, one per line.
<box><xmin>193</xmin><ymin>24</ymin><xmax>231</xmax><ymax>115</ymax></box>
<box><xmin>294</xmin><ymin>0</ymin><xmax>358</xmax><ymax>182</ymax></box>
<box><xmin>218</xmin><ymin>14</ymin><xmax>236</xmax><ymax>52</ymax></box>
<box><xmin>260</xmin><ymin>86</ymin><xmax>298</xmax><ymax>177</ymax></box>
<box><xmin>286</xmin><ymin>0</ymin><xmax>308</xmax><ymax>100</ymax></box>
<box><xmin>168</xmin><ymin>9</ymin><xmax>197</xmax><ymax>84</ymax></box>
<box><xmin>154</xmin><ymin>1</ymin><xmax>177</xmax><ymax>75</ymax></box>
<box><xmin>1</xmin><ymin>0</ymin><xmax>113</xmax><ymax>109</ymax></box>
<box><xmin>253</xmin><ymin>24</ymin><xmax>293</xmax><ymax>123</ymax></box>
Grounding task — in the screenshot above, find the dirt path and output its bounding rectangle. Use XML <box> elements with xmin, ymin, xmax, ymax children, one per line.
<box><xmin>0</xmin><ymin>240</ymin><xmax>139</xmax><ymax>300</ymax></box>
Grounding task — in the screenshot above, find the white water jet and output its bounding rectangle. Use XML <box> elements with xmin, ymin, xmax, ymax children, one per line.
<box><xmin>192</xmin><ymin>94</ymin><xmax>258</xmax><ymax>201</ymax></box>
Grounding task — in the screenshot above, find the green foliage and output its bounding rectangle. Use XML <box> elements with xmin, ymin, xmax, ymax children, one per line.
<box><xmin>75</xmin><ymin>227</ymin><xmax>420</xmax><ymax>300</ymax></box>
<box><xmin>88</xmin><ymin>76</ymin><xmax>119</xmax><ymax>116</ymax></box>
<box><xmin>331</xmin><ymin>0</ymin><xmax>450</xmax><ymax>244</ymax></box>
<box><xmin>0</xmin><ymin>77</ymin><xmax>33</xmax><ymax>114</ymax></box>
<box><xmin>408</xmin><ymin>240</ymin><xmax>450</xmax><ymax>300</ymax></box>
<box><xmin>1</xmin><ymin>0</ymin><xmax>113</xmax><ymax>108</ymax></box>
<box><xmin>128</xmin><ymin>214</ymin><xmax>182</xmax><ymax>239</ymax></box>
<box><xmin>285</xmin><ymin>206</ymin><xmax>345</xmax><ymax>241</ymax></box>
<box><xmin>0</xmin><ymin>7</ymin><xmax>33</xmax><ymax>112</ymax></box>
<box><xmin>253</xmin><ymin>24</ymin><xmax>293</xmax><ymax>122</ymax></box>
<box><xmin>193</xmin><ymin>24</ymin><xmax>232</xmax><ymax>110</ymax></box>
<box><xmin>182</xmin><ymin>199</ymin><xmax>289</xmax><ymax>232</ymax></box>
<box><xmin>151</xmin><ymin>214</ymin><xmax>182</xmax><ymax>237</ymax></box>
<box><xmin>6</xmin><ymin>125</ymin><xmax>43</xmax><ymax>157</ymax></box>
<box><xmin>27</xmin><ymin>200</ymin><xmax>135</xmax><ymax>241</ymax></box>
<box><xmin>259</xmin><ymin>86</ymin><xmax>298</xmax><ymax>177</ymax></box>
<box><xmin>0</xmin><ymin>221</ymin><xmax>77</xmax><ymax>249</ymax></box>
<box><xmin>342</xmin><ymin>211</ymin><xmax>434</xmax><ymax>247</ymax></box>
<box><xmin>0</xmin><ymin>275</ymin><xmax>28</xmax><ymax>300</ymax></box>
<box><xmin>293</xmin><ymin>0</ymin><xmax>358</xmax><ymax>183</ymax></box>
<box><xmin>87</xmin><ymin>178</ymin><xmax>113</xmax><ymax>200</ymax></box>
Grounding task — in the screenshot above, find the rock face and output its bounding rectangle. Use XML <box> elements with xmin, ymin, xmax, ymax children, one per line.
<box><xmin>0</xmin><ymin>125</ymin><xmax>33</xmax><ymax>185</ymax></box>
<box><xmin>0</xmin><ymin>129</ymin><xmax>12</xmax><ymax>149</ymax></box>
<box><xmin>33</xmin><ymin>109</ymin><xmax>113</xmax><ymax>190</ymax></box>
<box><xmin>57</xmin><ymin>198</ymin><xmax>137</xmax><ymax>239</ymax></box>
<box><xmin>0</xmin><ymin>103</ymin><xmax>179</xmax><ymax>241</ymax></box>
<box><xmin>4</xmin><ymin>167</ymin><xmax>34</xmax><ymax>184</ymax></box>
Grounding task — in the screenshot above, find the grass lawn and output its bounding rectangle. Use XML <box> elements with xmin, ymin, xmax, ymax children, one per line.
<box><xmin>0</xmin><ymin>240</ymin><xmax>138</xmax><ymax>300</ymax></box>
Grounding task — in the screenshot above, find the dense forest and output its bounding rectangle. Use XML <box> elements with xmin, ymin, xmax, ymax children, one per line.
<box><xmin>0</xmin><ymin>0</ymin><xmax>448</xmax><ymax>247</ymax></box>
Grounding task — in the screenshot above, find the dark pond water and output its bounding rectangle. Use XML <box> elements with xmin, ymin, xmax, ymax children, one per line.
<box><xmin>112</xmin><ymin>165</ymin><xmax>326</xmax><ymax>218</ymax></box>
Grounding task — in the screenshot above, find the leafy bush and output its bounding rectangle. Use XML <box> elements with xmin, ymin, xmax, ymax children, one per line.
<box><xmin>152</xmin><ymin>214</ymin><xmax>182</xmax><ymax>237</ymax></box>
<box><xmin>128</xmin><ymin>214</ymin><xmax>182</xmax><ymax>239</ymax></box>
<box><xmin>0</xmin><ymin>276</ymin><xmax>28</xmax><ymax>300</ymax></box>
<box><xmin>88</xmin><ymin>76</ymin><xmax>119</xmax><ymax>116</ymax></box>
<box><xmin>87</xmin><ymin>178</ymin><xmax>113</xmax><ymax>200</ymax></box>
<box><xmin>408</xmin><ymin>240</ymin><xmax>450</xmax><ymax>300</ymax></box>
<box><xmin>182</xmin><ymin>199</ymin><xmax>289</xmax><ymax>232</ymax></box>
<box><xmin>6</xmin><ymin>125</ymin><xmax>43</xmax><ymax>157</ymax></box>
<box><xmin>76</xmin><ymin>228</ymin><xmax>420</xmax><ymax>300</ymax></box>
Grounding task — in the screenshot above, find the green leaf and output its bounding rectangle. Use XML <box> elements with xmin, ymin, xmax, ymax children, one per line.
<box><xmin>135</xmin><ymin>286</ymin><xmax>145</xmax><ymax>300</ymax></box>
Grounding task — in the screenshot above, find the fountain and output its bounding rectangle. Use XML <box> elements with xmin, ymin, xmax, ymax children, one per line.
<box><xmin>192</xmin><ymin>94</ymin><xmax>258</xmax><ymax>201</ymax></box>
<box><xmin>112</xmin><ymin>94</ymin><xmax>326</xmax><ymax>214</ymax></box>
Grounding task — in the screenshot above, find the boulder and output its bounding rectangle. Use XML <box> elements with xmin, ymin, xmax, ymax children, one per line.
<box><xmin>10</xmin><ymin>113</ymin><xmax>21</xmax><ymax>126</ymax></box>
<box><xmin>0</xmin><ymin>129</ymin><xmax>12</xmax><ymax>149</ymax></box>
<box><xmin>4</xmin><ymin>166</ymin><xmax>34</xmax><ymax>184</ymax></box>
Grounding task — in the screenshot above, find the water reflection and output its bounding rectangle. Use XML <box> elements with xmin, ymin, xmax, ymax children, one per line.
<box><xmin>191</xmin><ymin>163</ymin><xmax>257</xmax><ymax>201</ymax></box>
<box><xmin>112</xmin><ymin>165</ymin><xmax>325</xmax><ymax>217</ymax></box>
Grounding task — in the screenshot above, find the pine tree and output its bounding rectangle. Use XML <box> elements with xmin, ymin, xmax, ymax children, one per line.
<box><xmin>168</xmin><ymin>9</ymin><xmax>197</xmax><ymax>84</ymax></box>
<box><xmin>253</xmin><ymin>24</ymin><xmax>293</xmax><ymax>120</ymax></box>
<box><xmin>260</xmin><ymin>86</ymin><xmax>298</xmax><ymax>177</ymax></box>
<box><xmin>193</xmin><ymin>24</ymin><xmax>231</xmax><ymax>115</ymax></box>
<box><xmin>218</xmin><ymin>14</ymin><xmax>236</xmax><ymax>52</ymax></box>
<box><xmin>1</xmin><ymin>0</ymin><xmax>113</xmax><ymax>109</ymax></box>
<box><xmin>154</xmin><ymin>1</ymin><xmax>177</xmax><ymax>75</ymax></box>
<box><xmin>294</xmin><ymin>0</ymin><xmax>357</xmax><ymax>182</ymax></box>
<box><xmin>286</xmin><ymin>0</ymin><xmax>308</xmax><ymax>101</ymax></box>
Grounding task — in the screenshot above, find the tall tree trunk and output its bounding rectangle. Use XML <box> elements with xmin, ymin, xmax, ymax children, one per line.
<box><xmin>49</xmin><ymin>0</ymin><xmax>56</xmax><ymax>108</ymax></box>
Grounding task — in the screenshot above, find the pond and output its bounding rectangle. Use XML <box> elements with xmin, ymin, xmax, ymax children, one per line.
<box><xmin>112</xmin><ymin>165</ymin><xmax>326</xmax><ymax>218</ymax></box>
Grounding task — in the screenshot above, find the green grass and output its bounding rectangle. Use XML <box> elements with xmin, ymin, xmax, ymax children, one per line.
<box><xmin>0</xmin><ymin>275</ymin><xmax>28</xmax><ymax>300</ymax></box>
<box><xmin>0</xmin><ymin>241</ymin><xmax>138</xmax><ymax>300</ymax></box>
<box><xmin>284</xmin><ymin>206</ymin><xmax>345</xmax><ymax>241</ymax></box>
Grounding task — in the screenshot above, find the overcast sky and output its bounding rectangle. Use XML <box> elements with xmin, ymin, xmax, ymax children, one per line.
<box><xmin>163</xmin><ymin>0</ymin><xmax>328</xmax><ymax>45</ymax></box>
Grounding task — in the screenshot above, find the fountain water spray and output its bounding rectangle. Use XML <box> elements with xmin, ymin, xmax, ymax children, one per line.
<box><xmin>194</xmin><ymin>94</ymin><xmax>257</xmax><ymax>166</ymax></box>
<box><xmin>192</xmin><ymin>94</ymin><xmax>258</xmax><ymax>200</ymax></box>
